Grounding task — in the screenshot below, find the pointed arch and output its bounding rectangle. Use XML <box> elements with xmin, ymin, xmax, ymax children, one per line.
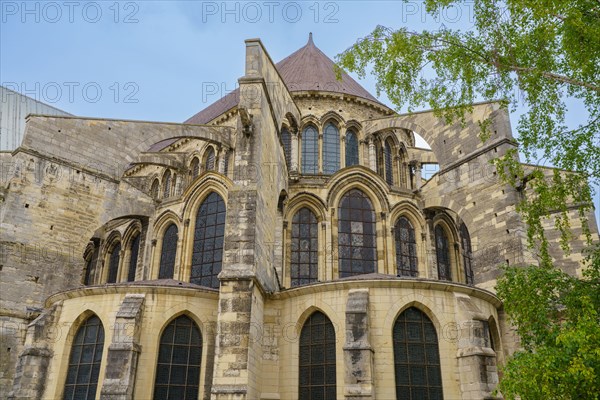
<box><xmin>62</xmin><ymin>314</ymin><xmax>105</xmax><ymax>400</ymax></box>
<box><xmin>323</xmin><ymin>122</ymin><xmax>340</xmax><ymax>174</ymax></box>
<box><xmin>384</xmin><ymin>137</ymin><xmax>395</xmax><ymax>185</ymax></box>
<box><xmin>153</xmin><ymin>314</ymin><xmax>203</xmax><ymax>400</ymax></box>
<box><xmin>190</xmin><ymin>157</ymin><xmax>200</xmax><ymax>180</ymax></box>
<box><xmin>301</xmin><ymin>125</ymin><xmax>319</xmax><ymax>174</ymax></box>
<box><xmin>299</xmin><ymin>311</ymin><xmax>337</xmax><ymax>399</ymax></box>
<box><xmin>290</xmin><ymin>207</ymin><xmax>319</xmax><ymax>287</ymax></box>
<box><xmin>393</xmin><ymin>307</ymin><xmax>444</xmax><ymax>399</ymax></box>
<box><xmin>150</xmin><ymin>178</ymin><xmax>160</xmax><ymax>200</ymax></box>
<box><xmin>190</xmin><ymin>191</ymin><xmax>226</xmax><ymax>288</ymax></box>
<box><xmin>281</xmin><ymin>127</ymin><xmax>292</xmax><ymax>167</ymax></box>
<box><xmin>434</xmin><ymin>225</ymin><xmax>451</xmax><ymax>281</ymax></box>
<box><xmin>394</xmin><ymin>216</ymin><xmax>418</xmax><ymax>277</ymax></box>
<box><xmin>459</xmin><ymin>223</ymin><xmax>474</xmax><ymax>285</ymax></box>
<box><xmin>337</xmin><ymin>188</ymin><xmax>377</xmax><ymax>277</ymax></box>
<box><xmin>162</xmin><ymin>170</ymin><xmax>172</xmax><ymax>199</ymax></box>
<box><xmin>345</xmin><ymin>129</ymin><xmax>359</xmax><ymax>167</ymax></box>
<box><xmin>159</xmin><ymin>223</ymin><xmax>178</xmax><ymax>279</ymax></box>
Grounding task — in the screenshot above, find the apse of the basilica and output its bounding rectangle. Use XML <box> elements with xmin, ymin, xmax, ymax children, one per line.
<box><xmin>1</xmin><ymin>35</ymin><xmax>597</xmax><ymax>400</ymax></box>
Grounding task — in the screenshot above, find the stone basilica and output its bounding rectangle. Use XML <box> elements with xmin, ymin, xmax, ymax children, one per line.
<box><xmin>1</xmin><ymin>35</ymin><xmax>597</xmax><ymax>400</ymax></box>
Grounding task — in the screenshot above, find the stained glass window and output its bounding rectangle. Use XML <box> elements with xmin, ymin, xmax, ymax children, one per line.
<box><xmin>385</xmin><ymin>138</ymin><xmax>394</xmax><ymax>185</ymax></box>
<box><xmin>435</xmin><ymin>225</ymin><xmax>451</xmax><ymax>281</ymax></box>
<box><xmin>83</xmin><ymin>245</ymin><xmax>98</xmax><ymax>286</ymax></box>
<box><xmin>395</xmin><ymin>217</ymin><xmax>418</xmax><ymax>277</ymax></box>
<box><xmin>459</xmin><ymin>224</ymin><xmax>474</xmax><ymax>285</ymax></box>
<box><xmin>299</xmin><ymin>312</ymin><xmax>336</xmax><ymax>400</ymax></box>
<box><xmin>63</xmin><ymin>315</ymin><xmax>104</xmax><ymax>400</ymax></box>
<box><xmin>190</xmin><ymin>192</ymin><xmax>226</xmax><ymax>288</ymax></box>
<box><xmin>282</xmin><ymin>128</ymin><xmax>292</xmax><ymax>167</ymax></box>
<box><xmin>345</xmin><ymin>130</ymin><xmax>359</xmax><ymax>167</ymax></box>
<box><xmin>190</xmin><ymin>158</ymin><xmax>200</xmax><ymax>180</ymax></box>
<box><xmin>204</xmin><ymin>147</ymin><xmax>215</xmax><ymax>171</ymax></box>
<box><xmin>163</xmin><ymin>170</ymin><xmax>172</xmax><ymax>199</ymax></box>
<box><xmin>323</xmin><ymin>123</ymin><xmax>340</xmax><ymax>174</ymax></box>
<box><xmin>153</xmin><ymin>315</ymin><xmax>202</xmax><ymax>400</ymax></box>
<box><xmin>127</xmin><ymin>234</ymin><xmax>140</xmax><ymax>282</ymax></box>
<box><xmin>460</xmin><ymin>224</ymin><xmax>474</xmax><ymax>285</ymax></box>
<box><xmin>291</xmin><ymin>207</ymin><xmax>319</xmax><ymax>287</ymax></box>
<box><xmin>159</xmin><ymin>224</ymin><xmax>178</xmax><ymax>279</ymax></box>
<box><xmin>393</xmin><ymin>307</ymin><xmax>444</xmax><ymax>400</ymax></box>
<box><xmin>338</xmin><ymin>189</ymin><xmax>377</xmax><ymax>277</ymax></box>
<box><xmin>302</xmin><ymin>126</ymin><xmax>318</xmax><ymax>174</ymax></box>
<box><xmin>107</xmin><ymin>242</ymin><xmax>121</xmax><ymax>283</ymax></box>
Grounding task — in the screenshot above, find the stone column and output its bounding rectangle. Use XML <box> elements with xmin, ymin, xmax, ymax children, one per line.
<box><xmin>340</xmin><ymin>134</ymin><xmax>346</xmax><ymax>168</ymax></box>
<box><xmin>455</xmin><ymin>297</ymin><xmax>500</xmax><ymax>399</ymax></box>
<box><xmin>343</xmin><ymin>289</ymin><xmax>375</xmax><ymax>399</ymax></box>
<box><xmin>100</xmin><ymin>294</ymin><xmax>145</xmax><ymax>400</ymax></box>
<box><xmin>291</xmin><ymin>128</ymin><xmax>299</xmax><ymax>174</ymax></box>
<box><xmin>218</xmin><ymin>146</ymin><xmax>228</xmax><ymax>174</ymax></box>
<box><xmin>8</xmin><ymin>306</ymin><xmax>60</xmax><ymax>400</ymax></box>
<box><xmin>318</xmin><ymin>132</ymin><xmax>324</xmax><ymax>174</ymax></box>
<box><xmin>368</xmin><ymin>138</ymin><xmax>376</xmax><ymax>172</ymax></box>
<box><xmin>411</xmin><ymin>161</ymin><xmax>422</xmax><ymax>190</ymax></box>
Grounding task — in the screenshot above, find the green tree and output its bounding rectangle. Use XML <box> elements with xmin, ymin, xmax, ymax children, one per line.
<box><xmin>336</xmin><ymin>0</ymin><xmax>600</xmax><ymax>398</ymax></box>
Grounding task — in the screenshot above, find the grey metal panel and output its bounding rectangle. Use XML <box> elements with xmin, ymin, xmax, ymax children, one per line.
<box><xmin>0</xmin><ymin>86</ymin><xmax>72</xmax><ymax>151</ymax></box>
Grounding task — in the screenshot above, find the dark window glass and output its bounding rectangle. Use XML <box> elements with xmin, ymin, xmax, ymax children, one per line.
<box><xmin>291</xmin><ymin>208</ymin><xmax>319</xmax><ymax>287</ymax></box>
<box><xmin>385</xmin><ymin>139</ymin><xmax>394</xmax><ymax>185</ymax></box>
<box><xmin>323</xmin><ymin>123</ymin><xmax>340</xmax><ymax>174</ymax></box>
<box><xmin>191</xmin><ymin>158</ymin><xmax>200</xmax><ymax>180</ymax></box>
<box><xmin>163</xmin><ymin>171</ymin><xmax>171</xmax><ymax>199</ymax></box>
<box><xmin>299</xmin><ymin>312</ymin><xmax>336</xmax><ymax>400</ymax></box>
<box><xmin>435</xmin><ymin>225</ymin><xmax>451</xmax><ymax>281</ymax></box>
<box><xmin>151</xmin><ymin>179</ymin><xmax>160</xmax><ymax>200</ymax></box>
<box><xmin>190</xmin><ymin>192</ymin><xmax>226</xmax><ymax>289</ymax></box>
<box><xmin>83</xmin><ymin>245</ymin><xmax>98</xmax><ymax>286</ymax></box>
<box><xmin>282</xmin><ymin>128</ymin><xmax>292</xmax><ymax>167</ymax></box>
<box><xmin>337</xmin><ymin>189</ymin><xmax>377</xmax><ymax>277</ymax></box>
<box><xmin>395</xmin><ymin>217</ymin><xmax>418</xmax><ymax>277</ymax></box>
<box><xmin>63</xmin><ymin>315</ymin><xmax>104</xmax><ymax>400</ymax></box>
<box><xmin>154</xmin><ymin>315</ymin><xmax>202</xmax><ymax>400</ymax></box>
<box><xmin>345</xmin><ymin>130</ymin><xmax>359</xmax><ymax>167</ymax></box>
<box><xmin>127</xmin><ymin>234</ymin><xmax>140</xmax><ymax>282</ymax></box>
<box><xmin>302</xmin><ymin>126</ymin><xmax>318</xmax><ymax>174</ymax></box>
<box><xmin>159</xmin><ymin>224</ymin><xmax>178</xmax><ymax>279</ymax></box>
<box><xmin>459</xmin><ymin>224</ymin><xmax>474</xmax><ymax>285</ymax></box>
<box><xmin>107</xmin><ymin>242</ymin><xmax>121</xmax><ymax>283</ymax></box>
<box><xmin>394</xmin><ymin>307</ymin><xmax>443</xmax><ymax>400</ymax></box>
<box><xmin>205</xmin><ymin>147</ymin><xmax>215</xmax><ymax>171</ymax></box>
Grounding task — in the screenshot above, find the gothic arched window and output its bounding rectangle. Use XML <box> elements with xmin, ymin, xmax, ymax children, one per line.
<box><xmin>151</xmin><ymin>179</ymin><xmax>160</xmax><ymax>200</ymax></box>
<box><xmin>159</xmin><ymin>224</ymin><xmax>178</xmax><ymax>279</ymax></box>
<box><xmin>127</xmin><ymin>234</ymin><xmax>140</xmax><ymax>282</ymax></box>
<box><xmin>338</xmin><ymin>189</ymin><xmax>377</xmax><ymax>277</ymax></box>
<box><xmin>63</xmin><ymin>315</ymin><xmax>104</xmax><ymax>400</ymax></box>
<box><xmin>107</xmin><ymin>242</ymin><xmax>121</xmax><ymax>283</ymax></box>
<box><xmin>191</xmin><ymin>192</ymin><xmax>226</xmax><ymax>288</ymax></box>
<box><xmin>394</xmin><ymin>217</ymin><xmax>418</xmax><ymax>277</ymax></box>
<box><xmin>385</xmin><ymin>138</ymin><xmax>394</xmax><ymax>185</ymax></box>
<box><xmin>393</xmin><ymin>307</ymin><xmax>444</xmax><ymax>399</ymax></box>
<box><xmin>190</xmin><ymin>157</ymin><xmax>200</xmax><ymax>180</ymax></box>
<box><xmin>323</xmin><ymin>123</ymin><xmax>340</xmax><ymax>174</ymax></box>
<box><xmin>435</xmin><ymin>225</ymin><xmax>451</xmax><ymax>281</ymax></box>
<box><xmin>163</xmin><ymin>170</ymin><xmax>172</xmax><ymax>199</ymax></box>
<box><xmin>345</xmin><ymin>130</ymin><xmax>359</xmax><ymax>167</ymax></box>
<box><xmin>460</xmin><ymin>223</ymin><xmax>474</xmax><ymax>285</ymax></box>
<box><xmin>282</xmin><ymin>127</ymin><xmax>292</xmax><ymax>167</ymax></box>
<box><xmin>299</xmin><ymin>311</ymin><xmax>336</xmax><ymax>400</ymax></box>
<box><xmin>153</xmin><ymin>315</ymin><xmax>202</xmax><ymax>400</ymax></box>
<box><xmin>302</xmin><ymin>126</ymin><xmax>318</xmax><ymax>174</ymax></box>
<box><xmin>290</xmin><ymin>207</ymin><xmax>319</xmax><ymax>287</ymax></box>
<box><xmin>204</xmin><ymin>147</ymin><xmax>215</xmax><ymax>171</ymax></box>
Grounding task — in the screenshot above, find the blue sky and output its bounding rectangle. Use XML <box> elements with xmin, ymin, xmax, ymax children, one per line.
<box><xmin>1</xmin><ymin>0</ymin><xmax>598</xmax><ymax>223</ymax></box>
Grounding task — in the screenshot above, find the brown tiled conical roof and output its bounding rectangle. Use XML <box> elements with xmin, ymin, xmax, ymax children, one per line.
<box><xmin>185</xmin><ymin>34</ymin><xmax>385</xmax><ymax>125</ymax></box>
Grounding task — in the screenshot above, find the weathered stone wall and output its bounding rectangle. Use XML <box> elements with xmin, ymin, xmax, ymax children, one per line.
<box><xmin>38</xmin><ymin>285</ymin><xmax>218</xmax><ymax>400</ymax></box>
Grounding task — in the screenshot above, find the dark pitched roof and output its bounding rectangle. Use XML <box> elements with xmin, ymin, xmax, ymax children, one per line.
<box><xmin>185</xmin><ymin>34</ymin><xmax>384</xmax><ymax>125</ymax></box>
